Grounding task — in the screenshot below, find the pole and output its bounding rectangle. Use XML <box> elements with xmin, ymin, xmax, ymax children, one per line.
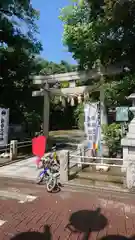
<box><xmin>43</xmin><ymin>82</ymin><xmax>50</xmax><ymax>138</ymax></box>
<box><xmin>99</xmin><ymin>82</ymin><xmax>104</xmax><ymax>161</ymax></box>
<box><xmin>96</xmin><ymin>60</ymin><xmax>108</xmax><ymax>161</ymax></box>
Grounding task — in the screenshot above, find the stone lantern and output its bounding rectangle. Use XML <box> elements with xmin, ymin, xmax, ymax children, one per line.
<box><xmin>121</xmin><ymin>93</ymin><xmax>135</xmax><ymax>172</ymax></box>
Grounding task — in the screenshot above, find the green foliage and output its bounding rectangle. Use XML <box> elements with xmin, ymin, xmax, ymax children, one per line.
<box><xmin>102</xmin><ymin>123</ymin><xmax>121</xmax><ymax>157</ymax></box>
<box><xmin>60</xmin><ymin>1</ymin><xmax>99</xmax><ymax>69</ymax></box>
<box><xmin>24</xmin><ymin>111</ymin><xmax>41</xmax><ymax>137</ymax></box>
<box><xmin>60</xmin><ymin>0</ymin><xmax>135</xmax><ymax>69</ymax></box>
<box><xmin>104</xmin><ymin>74</ymin><xmax>135</xmax><ymax>107</ymax></box>
<box><xmin>74</xmin><ymin>103</ymin><xmax>84</xmax><ymax>130</ymax></box>
<box><xmin>0</xmin><ymin>0</ymin><xmax>78</xmax><ymax>135</ymax></box>
<box><xmin>50</xmin><ymin>98</ymin><xmax>76</xmax><ymax>130</ymax></box>
<box><xmin>39</xmin><ymin>60</ymin><xmax>77</xmax><ymax>75</ymax></box>
<box><xmin>39</xmin><ymin>59</ymin><xmax>76</xmax><ymax>89</ymax></box>
<box><xmin>59</xmin><ymin>0</ymin><xmax>135</xmax><ymax>111</ymax></box>
<box><xmin>60</xmin><ymin>81</ymin><xmax>69</xmax><ymax>88</ymax></box>
<box><xmin>0</xmin><ymin>0</ymin><xmax>42</xmax><ymax>129</ymax></box>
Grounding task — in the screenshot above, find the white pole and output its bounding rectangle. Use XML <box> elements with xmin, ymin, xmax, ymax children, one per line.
<box><xmin>43</xmin><ymin>82</ymin><xmax>50</xmax><ymax>138</ymax></box>
<box><xmin>97</xmin><ymin>60</ymin><xmax>107</xmax><ymax>162</ymax></box>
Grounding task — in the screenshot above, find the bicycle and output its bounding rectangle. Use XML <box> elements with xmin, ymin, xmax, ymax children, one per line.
<box><xmin>36</xmin><ymin>157</ymin><xmax>60</xmax><ymax>192</ymax></box>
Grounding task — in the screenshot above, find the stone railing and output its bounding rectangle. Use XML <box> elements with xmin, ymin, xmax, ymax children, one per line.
<box><xmin>59</xmin><ymin>149</ymin><xmax>135</xmax><ymax>191</ymax></box>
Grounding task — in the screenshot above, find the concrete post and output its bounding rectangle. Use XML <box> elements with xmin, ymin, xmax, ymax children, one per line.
<box><xmin>121</xmin><ymin>146</ymin><xmax>128</xmax><ymax>173</ymax></box>
<box><xmin>77</xmin><ymin>144</ymin><xmax>85</xmax><ymax>169</ymax></box>
<box><xmin>59</xmin><ymin>150</ymin><xmax>69</xmax><ymax>183</ymax></box>
<box><xmin>121</xmin><ymin>93</ymin><xmax>135</xmax><ymax>174</ymax></box>
<box><xmin>126</xmin><ymin>155</ymin><xmax>135</xmax><ymax>189</ymax></box>
<box><xmin>10</xmin><ymin>140</ymin><xmax>18</xmax><ymax>160</ymax></box>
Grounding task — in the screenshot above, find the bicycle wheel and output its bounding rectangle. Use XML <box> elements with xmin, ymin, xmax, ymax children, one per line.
<box><xmin>46</xmin><ymin>176</ymin><xmax>57</xmax><ymax>192</ymax></box>
<box><xmin>36</xmin><ymin>171</ymin><xmax>45</xmax><ymax>184</ymax></box>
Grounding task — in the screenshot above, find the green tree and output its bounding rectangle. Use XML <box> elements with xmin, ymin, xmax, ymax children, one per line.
<box><xmin>60</xmin><ymin>0</ymin><xmax>135</xmax><ymax>109</ymax></box>
<box><xmin>74</xmin><ymin>103</ymin><xmax>84</xmax><ymax>130</ymax></box>
<box><xmin>39</xmin><ymin>59</ymin><xmax>77</xmax><ymax>75</ymax></box>
<box><xmin>0</xmin><ymin>0</ymin><xmax>42</xmax><ymax>128</ymax></box>
<box><xmin>60</xmin><ymin>0</ymin><xmax>135</xmax><ymax>69</ymax></box>
<box><xmin>102</xmin><ymin>123</ymin><xmax>121</xmax><ymax>157</ymax></box>
<box><xmin>0</xmin><ymin>1</ymin><xmax>78</xmax><ymax>135</ymax></box>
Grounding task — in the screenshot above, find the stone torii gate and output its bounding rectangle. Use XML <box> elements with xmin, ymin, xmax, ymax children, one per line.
<box><xmin>32</xmin><ymin>62</ymin><xmax>126</xmax><ymax>138</ymax></box>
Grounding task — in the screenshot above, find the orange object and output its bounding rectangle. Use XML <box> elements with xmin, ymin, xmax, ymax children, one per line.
<box><xmin>93</xmin><ymin>143</ymin><xmax>96</xmax><ymax>149</ymax></box>
<box><xmin>93</xmin><ymin>143</ymin><xmax>98</xmax><ymax>150</ymax></box>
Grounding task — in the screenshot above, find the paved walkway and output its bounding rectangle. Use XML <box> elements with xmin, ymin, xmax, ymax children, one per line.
<box><xmin>0</xmin><ymin>179</ymin><xmax>135</xmax><ymax>239</ymax></box>
<box><xmin>0</xmin><ymin>157</ymin><xmax>39</xmax><ymax>181</ymax></box>
<box><xmin>0</xmin><ymin>156</ymin><xmax>78</xmax><ymax>182</ymax></box>
<box><xmin>0</xmin><ymin>130</ymin><xmax>85</xmax><ymax>181</ymax></box>
<box><xmin>0</xmin><ymin>150</ymin><xmax>79</xmax><ymax>181</ymax></box>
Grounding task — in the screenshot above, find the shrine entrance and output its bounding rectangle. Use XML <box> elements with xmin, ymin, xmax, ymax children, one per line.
<box><xmin>32</xmin><ymin>62</ymin><xmax>125</xmax><ymax>153</ymax></box>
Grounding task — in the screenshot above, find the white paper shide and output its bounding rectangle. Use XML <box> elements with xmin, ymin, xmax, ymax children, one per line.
<box><xmin>0</xmin><ymin>108</ymin><xmax>9</xmax><ymax>146</ymax></box>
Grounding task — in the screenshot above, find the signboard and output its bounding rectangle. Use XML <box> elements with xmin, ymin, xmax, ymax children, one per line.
<box><xmin>116</xmin><ymin>106</ymin><xmax>129</xmax><ymax>122</ymax></box>
<box><xmin>84</xmin><ymin>103</ymin><xmax>99</xmax><ymax>149</ymax></box>
<box><xmin>0</xmin><ymin>108</ymin><xmax>9</xmax><ymax>146</ymax></box>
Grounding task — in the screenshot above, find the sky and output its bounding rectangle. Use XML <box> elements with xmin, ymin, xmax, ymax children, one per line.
<box><xmin>32</xmin><ymin>0</ymin><xmax>76</xmax><ymax>64</ymax></box>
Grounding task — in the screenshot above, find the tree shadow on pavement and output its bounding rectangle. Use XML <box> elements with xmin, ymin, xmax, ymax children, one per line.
<box><xmin>10</xmin><ymin>225</ymin><xmax>52</xmax><ymax>240</ymax></box>
<box><xmin>100</xmin><ymin>235</ymin><xmax>135</xmax><ymax>240</ymax></box>
<box><xmin>66</xmin><ymin>207</ymin><xmax>108</xmax><ymax>240</ymax></box>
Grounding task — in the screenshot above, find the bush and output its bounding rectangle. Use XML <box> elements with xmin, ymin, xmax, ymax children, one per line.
<box><xmin>74</xmin><ymin>103</ymin><xmax>84</xmax><ymax>130</ymax></box>
<box><xmin>102</xmin><ymin>123</ymin><xmax>121</xmax><ymax>157</ymax></box>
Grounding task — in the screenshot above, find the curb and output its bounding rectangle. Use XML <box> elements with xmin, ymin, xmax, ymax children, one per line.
<box><xmin>63</xmin><ymin>182</ymin><xmax>135</xmax><ymax>196</ymax></box>
<box><xmin>0</xmin><ymin>176</ymin><xmax>135</xmax><ymax>198</ymax></box>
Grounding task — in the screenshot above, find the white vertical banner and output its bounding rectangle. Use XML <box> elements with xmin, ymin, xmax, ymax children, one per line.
<box><xmin>0</xmin><ymin>108</ymin><xmax>9</xmax><ymax>146</ymax></box>
<box><xmin>84</xmin><ymin>103</ymin><xmax>98</xmax><ymax>149</ymax></box>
